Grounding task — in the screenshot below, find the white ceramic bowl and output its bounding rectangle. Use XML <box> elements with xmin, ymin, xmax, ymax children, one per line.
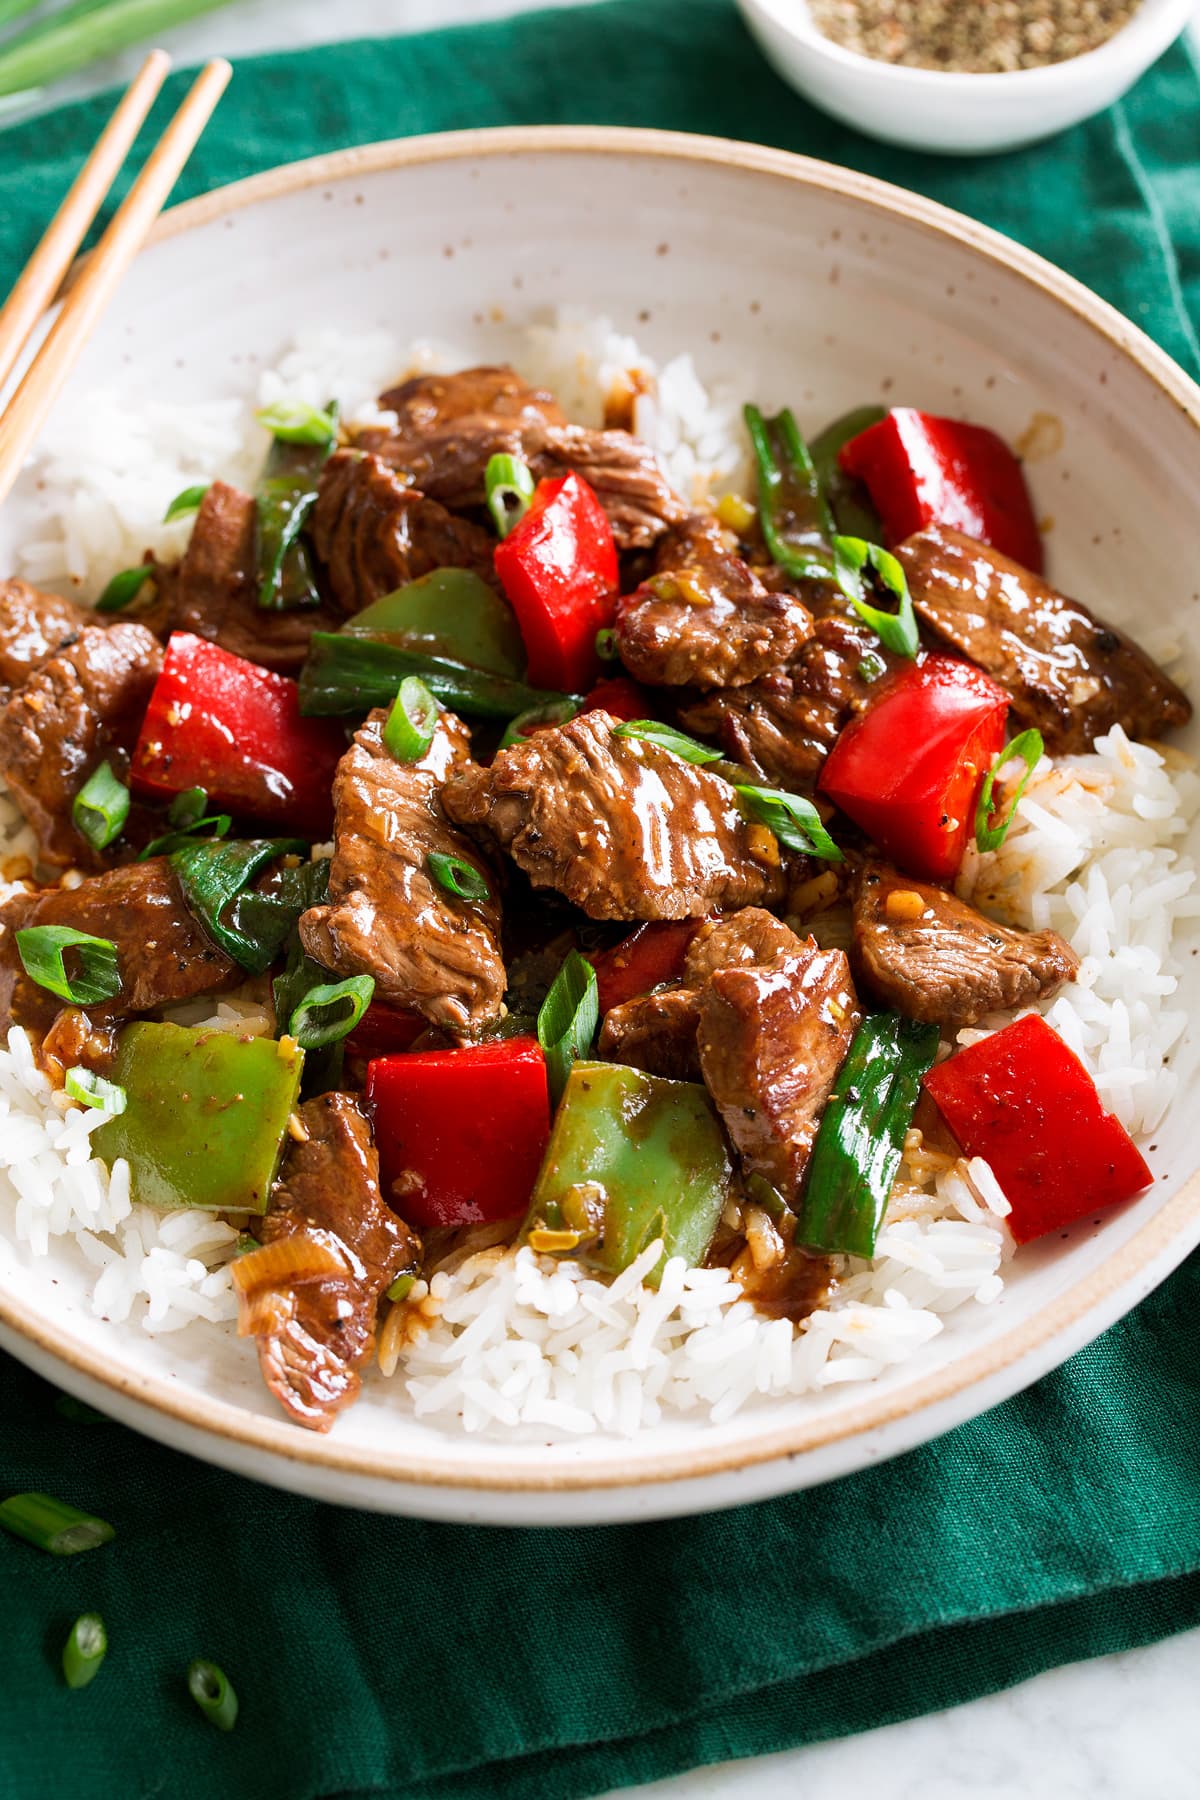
<box><xmin>1</xmin><ymin>127</ymin><xmax>1199</xmax><ymax>1524</ymax></box>
<box><xmin>736</xmin><ymin>0</ymin><xmax>1195</xmax><ymax>153</ymax></box>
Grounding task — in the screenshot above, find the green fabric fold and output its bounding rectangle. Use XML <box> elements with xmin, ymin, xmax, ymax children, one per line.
<box><xmin>0</xmin><ymin>4</ymin><xmax>1198</xmax><ymax>1798</ymax></box>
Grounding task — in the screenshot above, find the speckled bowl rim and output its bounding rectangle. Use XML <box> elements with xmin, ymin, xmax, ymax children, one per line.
<box><xmin>9</xmin><ymin>124</ymin><xmax>1200</xmax><ymax>1496</ymax></box>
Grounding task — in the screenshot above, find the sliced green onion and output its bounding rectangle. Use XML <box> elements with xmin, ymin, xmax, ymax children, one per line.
<box><xmin>169</xmin><ymin>838</ymin><xmax>307</xmax><ymax>973</ymax></box>
<box><xmin>62</xmin><ymin>1613</ymin><xmax>107</xmax><ymax>1689</ymax></box>
<box><xmin>975</xmin><ymin>728</ymin><xmax>1044</xmax><ymax>854</ymax></box>
<box><xmin>72</xmin><ymin>761</ymin><xmax>129</xmax><ymax>853</ymax></box>
<box><xmin>0</xmin><ymin>1492</ymin><xmax>114</xmax><ymax>1556</ymax></box>
<box><xmin>427</xmin><ymin>852</ymin><xmax>491</xmax><ymax>904</ymax></box>
<box><xmin>15</xmin><ymin>926</ymin><xmax>121</xmax><ymax>1005</ymax></box>
<box><xmin>595</xmin><ymin>627</ymin><xmax>619</xmax><ymax>663</ymax></box>
<box><xmin>163</xmin><ymin>483</ymin><xmax>209</xmax><ymax>524</ymax></box>
<box><xmin>54</xmin><ymin>1393</ymin><xmax>110</xmax><ymax>1424</ymax></box>
<box><xmin>612</xmin><ymin>719</ymin><xmax>723</xmax><ymax>764</ymax></box>
<box><xmin>856</xmin><ymin>649</ymin><xmax>887</xmax><ymax>684</ymax></box>
<box><xmin>169</xmin><ymin>787</ymin><xmax>210</xmax><ymax>828</ymax></box>
<box><xmin>831</xmin><ymin>535</ymin><xmax>919</xmax><ymax>659</ymax></box>
<box><xmin>255</xmin><ymin>399</ymin><xmax>337</xmax><ymax>446</ymax></box>
<box><xmin>734</xmin><ymin>785</ymin><xmax>843</xmax><ymax>862</ymax></box>
<box><xmin>743</xmin><ymin>403</ymin><xmax>834</xmax><ymax>580</ymax></box>
<box><xmin>386</xmin><ymin>1273</ymin><xmax>415</xmax><ymax>1302</ymax></box>
<box><xmin>288</xmin><ymin>974</ymin><xmax>375</xmax><ymax>1049</ymax></box>
<box><xmin>138</xmin><ymin>813</ymin><xmax>232</xmax><ymax>862</ymax></box>
<box><xmin>499</xmin><ymin>697</ymin><xmax>579</xmax><ymax>750</ymax></box>
<box><xmin>299</xmin><ymin>633</ymin><xmax>573</xmax><ymax>722</ymax></box>
<box><xmin>187</xmin><ymin>1660</ymin><xmax>238</xmax><ymax>1732</ymax></box>
<box><xmin>537</xmin><ymin>950</ymin><xmax>599</xmax><ymax>1106</ymax></box>
<box><xmin>95</xmin><ymin>565</ymin><xmax>154</xmax><ymax>614</ymax></box>
<box><xmin>65</xmin><ymin>1066</ymin><xmax>127</xmax><ymax>1114</ymax></box>
<box><xmin>383</xmin><ymin>676</ymin><xmax>439</xmax><ymax>762</ymax></box>
<box><xmin>485</xmin><ymin>452</ymin><xmax>536</xmax><ymax>537</ymax></box>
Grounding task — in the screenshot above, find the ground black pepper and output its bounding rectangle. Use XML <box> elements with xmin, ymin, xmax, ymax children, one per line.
<box><xmin>808</xmin><ymin>0</ymin><xmax>1139</xmax><ymax>72</ymax></box>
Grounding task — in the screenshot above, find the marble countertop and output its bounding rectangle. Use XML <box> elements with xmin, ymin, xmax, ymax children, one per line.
<box><xmin>13</xmin><ymin>0</ymin><xmax>1200</xmax><ymax>1792</ymax></box>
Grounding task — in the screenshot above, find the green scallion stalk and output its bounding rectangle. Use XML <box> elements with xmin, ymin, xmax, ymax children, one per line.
<box><xmin>856</xmin><ymin>648</ymin><xmax>887</xmax><ymax>684</ymax></box>
<box><xmin>537</xmin><ymin>951</ymin><xmax>599</xmax><ymax>1106</ymax></box>
<box><xmin>0</xmin><ymin>1492</ymin><xmax>115</xmax><ymax>1556</ymax></box>
<box><xmin>383</xmin><ymin>676</ymin><xmax>439</xmax><ymax>762</ymax></box>
<box><xmin>72</xmin><ymin>762</ymin><xmax>130</xmax><ymax>853</ymax></box>
<box><xmin>743</xmin><ymin>403</ymin><xmax>834</xmax><ymax>580</ymax></box>
<box><xmin>831</xmin><ymin>535</ymin><xmax>919</xmax><ymax>659</ymax></box>
<box><xmin>169</xmin><ymin>787</ymin><xmax>210</xmax><ymax>828</ymax></box>
<box><xmin>299</xmin><ymin>633</ymin><xmax>572</xmax><ymax>722</ymax></box>
<box><xmin>386</xmin><ymin>1273</ymin><xmax>415</xmax><ymax>1303</ymax></box>
<box><xmin>808</xmin><ymin>405</ymin><xmax>887</xmax><ymax>540</ymax></box>
<box><xmin>62</xmin><ymin>1613</ymin><xmax>107</xmax><ymax>1689</ymax></box>
<box><xmin>169</xmin><ymin>838</ymin><xmax>307</xmax><ymax>973</ymax></box>
<box><xmin>975</xmin><ymin>728</ymin><xmax>1044</xmax><ymax>853</ymax></box>
<box><xmin>187</xmin><ymin>1659</ymin><xmax>238</xmax><ymax>1732</ymax></box>
<box><xmin>0</xmin><ymin>1</ymin><xmax>240</xmax><ymax>100</ymax></box>
<box><xmin>64</xmin><ymin>1067</ymin><xmax>127</xmax><ymax>1114</ymax></box>
<box><xmin>733</xmin><ymin>786</ymin><xmax>843</xmax><ymax>863</ymax></box>
<box><xmin>95</xmin><ymin>564</ymin><xmax>155</xmax><ymax>614</ymax></box>
<box><xmin>594</xmin><ymin>627</ymin><xmax>619</xmax><ymax>663</ymax></box>
<box><xmin>137</xmin><ymin>812</ymin><xmax>232</xmax><ymax>862</ymax></box>
<box><xmin>485</xmin><ymin>452</ymin><xmax>536</xmax><ymax>537</ymax></box>
<box><xmin>163</xmin><ymin>484</ymin><xmax>210</xmax><ymax>524</ymax></box>
<box><xmin>288</xmin><ymin>974</ymin><xmax>374</xmax><ymax>1050</ymax></box>
<box><xmin>498</xmin><ymin>697</ymin><xmax>579</xmax><ymax>749</ymax></box>
<box><xmin>15</xmin><ymin>926</ymin><xmax>121</xmax><ymax>1005</ymax></box>
<box><xmin>255</xmin><ymin>398</ymin><xmax>337</xmax><ymax>446</ymax></box>
<box><xmin>612</xmin><ymin>719</ymin><xmax>723</xmax><ymax>764</ymax></box>
<box><xmin>427</xmin><ymin>852</ymin><xmax>491</xmax><ymax>904</ymax></box>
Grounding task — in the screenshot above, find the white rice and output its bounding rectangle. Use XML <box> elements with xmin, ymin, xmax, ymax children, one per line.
<box><xmin>0</xmin><ymin>318</ymin><xmax>1193</xmax><ymax>1436</ymax></box>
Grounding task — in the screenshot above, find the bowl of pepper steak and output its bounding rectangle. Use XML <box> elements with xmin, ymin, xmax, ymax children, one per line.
<box><xmin>0</xmin><ymin>127</ymin><xmax>1196</xmax><ymax>1525</ymax></box>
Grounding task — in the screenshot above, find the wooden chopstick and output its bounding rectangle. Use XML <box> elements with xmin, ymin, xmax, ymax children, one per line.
<box><xmin>0</xmin><ymin>50</ymin><xmax>171</xmax><ymax>396</ymax></box>
<box><xmin>0</xmin><ymin>56</ymin><xmax>231</xmax><ymax>508</ymax></box>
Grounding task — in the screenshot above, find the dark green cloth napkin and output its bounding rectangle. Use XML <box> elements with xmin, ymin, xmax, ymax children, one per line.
<box><xmin>1</xmin><ymin>5</ymin><xmax>1199</xmax><ymax>1797</ymax></box>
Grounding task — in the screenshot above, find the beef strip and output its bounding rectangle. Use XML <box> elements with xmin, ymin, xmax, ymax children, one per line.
<box><xmin>442</xmin><ymin>708</ymin><xmax>786</xmax><ymax>920</ymax></box>
<box><xmin>895</xmin><ymin>524</ymin><xmax>1191</xmax><ymax>753</ymax></box>
<box><xmin>299</xmin><ymin>709</ymin><xmax>506</xmax><ymax>1035</ymax></box>
<box><xmin>614</xmin><ymin>514</ymin><xmax>813</xmax><ymax>689</ymax></box>
<box><xmin>0</xmin><ymin>857</ymin><xmax>239</xmax><ymax>1038</ymax></box>
<box><xmin>852</xmin><ymin>860</ymin><xmax>1079</xmax><ymax>1029</ymax></box>
<box><xmin>533</xmin><ymin>424</ymin><xmax>690</xmax><ymax>551</ymax></box>
<box><xmin>164</xmin><ymin>480</ymin><xmax>339</xmax><ymax>675</ymax></box>
<box><xmin>378</xmin><ymin>365</ymin><xmax>567</xmax><ymax>433</ymax></box>
<box><xmin>696</xmin><ymin>940</ymin><xmax>861</xmax><ymax>1204</ymax></box>
<box><xmin>255</xmin><ymin>1091</ymin><xmax>418</xmax><ymax>1431</ymax></box>
<box><xmin>0</xmin><ymin>579</ymin><xmax>85</xmax><ymax>703</ymax></box>
<box><xmin>0</xmin><ymin>621</ymin><xmax>161</xmax><ymax>866</ymax></box>
<box><xmin>678</xmin><ymin>611</ymin><xmax>900</xmax><ymax>793</ymax></box>
<box><xmin>683</xmin><ymin>908</ymin><xmax>802</xmax><ymax>984</ymax></box>
<box><xmin>309</xmin><ymin>450</ymin><xmax>498</xmax><ymax>616</ymax></box>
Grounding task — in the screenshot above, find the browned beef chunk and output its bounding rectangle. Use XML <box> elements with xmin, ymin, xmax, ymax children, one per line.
<box><xmin>309</xmin><ymin>450</ymin><xmax>498</xmax><ymax>616</ymax></box>
<box><xmin>614</xmin><ymin>515</ymin><xmax>813</xmax><ymax>689</ymax></box>
<box><xmin>895</xmin><ymin>524</ymin><xmax>1191</xmax><ymax>753</ymax></box>
<box><xmin>443</xmin><ymin>709</ymin><xmax>786</xmax><ymax>921</ymax></box>
<box><xmin>255</xmin><ymin>1091</ymin><xmax>418</xmax><ymax>1432</ymax></box>
<box><xmin>678</xmin><ymin>612</ymin><xmax>898</xmax><ymax>792</ymax></box>
<box><xmin>378</xmin><ymin>365</ymin><xmax>567</xmax><ymax>433</ymax></box>
<box><xmin>597</xmin><ymin>987</ymin><xmax>703</xmax><ymax>1080</ymax></box>
<box><xmin>534</xmin><ymin>425</ymin><xmax>690</xmax><ymax>551</ymax></box>
<box><xmin>0</xmin><ymin>858</ymin><xmax>238</xmax><ymax>1038</ymax></box>
<box><xmin>299</xmin><ymin>710</ymin><xmax>506</xmax><ymax>1035</ymax></box>
<box><xmin>683</xmin><ymin>908</ymin><xmax>802</xmax><ymax>984</ymax></box>
<box><xmin>0</xmin><ymin>580</ymin><xmax>85</xmax><ymax>703</ymax></box>
<box><xmin>852</xmin><ymin>861</ymin><xmax>1078</xmax><ymax>1030</ymax></box>
<box><xmin>164</xmin><ymin>480</ymin><xmax>339</xmax><ymax>675</ymax></box>
<box><xmin>696</xmin><ymin>941</ymin><xmax>861</xmax><ymax>1204</ymax></box>
<box><xmin>0</xmin><ymin>621</ymin><xmax>161</xmax><ymax>866</ymax></box>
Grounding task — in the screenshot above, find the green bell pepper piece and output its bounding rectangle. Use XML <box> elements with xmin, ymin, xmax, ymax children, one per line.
<box><xmin>255</xmin><ymin>402</ymin><xmax>338</xmax><ymax>610</ymax></box>
<box><xmin>94</xmin><ymin>1023</ymin><xmax>304</xmax><ymax>1214</ymax></box>
<box><xmin>523</xmin><ymin>1061</ymin><xmax>731</xmax><ymax>1283</ymax></box>
<box><xmin>343</xmin><ymin>569</ymin><xmax>527</xmax><ymax>678</ymax></box>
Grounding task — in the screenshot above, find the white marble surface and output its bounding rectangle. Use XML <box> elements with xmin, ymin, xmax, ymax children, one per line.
<box><xmin>11</xmin><ymin>0</ymin><xmax>1200</xmax><ymax>1792</ymax></box>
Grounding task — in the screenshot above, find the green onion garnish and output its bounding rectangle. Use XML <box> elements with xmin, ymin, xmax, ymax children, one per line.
<box><xmin>169</xmin><ymin>787</ymin><xmax>210</xmax><ymax>829</ymax></box>
<box><xmin>15</xmin><ymin>926</ymin><xmax>121</xmax><ymax>1005</ymax></box>
<box><xmin>427</xmin><ymin>852</ymin><xmax>491</xmax><ymax>904</ymax></box>
<box><xmin>831</xmin><ymin>535</ymin><xmax>919</xmax><ymax>659</ymax></box>
<box><xmin>64</xmin><ymin>1066</ymin><xmax>127</xmax><ymax>1114</ymax></box>
<box><xmin>734</xmin><ymin>785</ymin><xmax>843</xmax><ymax>862</ymax></box>
<box><xmin>856</xmin><ymin>649</ymin><xmax>887</xmax><ymax>683</ymax></box>
<box><xmin>169</xmin><ymin>837</ymin><xmax>307</xmax><ymax>973</ymax></box>
<box><xmin>255</xmin><ymin>399</ymin><xmax>337</xmax><ymax>446</ymax></box>
<box><xmin>72</xmin><ymin>761</ymin><xmax>130</xmax><ymax>853</ymax></box>
<box><xmin>0</xmin><ymin>1492</ymin><xmax>115</xmax><ymax>1556</ymax></box>
<box><xmin>386</xmin><ymin>1273</ymin><xmax>415</xmax><ymax>1302</ymax></box>
<box><xmin>485</xmin><ymin>452</ymin><xmax>536</xmax><ymax>538</ymax></box>
<box><xmin>137</xmin><ymin>812</ymin><xmax>232</xmax><ymax>862</ymax></box>
<box><xmin>537</xmin><ymin>950</ymin><xmax>599</xmax><ymax>1106</ymax></box>
<box><xmin>743</xmin><ymin>403</ymin><xmax>834</xmax><ymax>580</ymax></box>
<box><xmin>187</xmin><ymin>1660</ymin><xmax>238</xmax><ymax>1732</ymax></box>
<box><xmin>95</xmin><ymin>565</ymin><xmax>155</xmax><ymax>614</ymax></box>
<box><xmin>975</xmin><ymin>728</ymin><xmax>1044</xmax><ymax>854</ymax></box>
<box><xmin>288</xmin><ymin>974</ymin><xmax>375</xmax><ymax>1049</ymax></box>
<box><xmin>595</xmin><ymin>627</ymin><xmax>619</xmax><ymax>662</ymax></box>
<box><xmin>612</xmin><ymin>719</ymin><xmax>723</xmax><ymax>764</ymax></box>
<box><xmin>499</xmin><ymin>697</ymin><xmax>579</xmax><ymax>749</ymax></box>
<box><xmin>163</xmin><ymin>484</ymin><xmax>210</xmax><ymax>524</ymax></box>
<box><xmin>383</xmin><ymin>676</ymin><xmax>439</xmax><ymax>762</ymax></box>
<box><xmin>62</xmin><ymin>1613</ymin><xmax>107</xmax><ymax>1689</ymax></box>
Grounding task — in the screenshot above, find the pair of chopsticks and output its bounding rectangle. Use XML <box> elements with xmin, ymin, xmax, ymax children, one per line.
<box><xmin>0</xmin><ymin>50</ymin><xmax>231</xmax><ymax>508</ymax></box>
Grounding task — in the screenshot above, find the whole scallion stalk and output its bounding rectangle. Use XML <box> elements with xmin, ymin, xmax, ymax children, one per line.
<box><xmin>0</xmin><ymin>0</ymin><xmax>238</xmax><ymax>100</ymax></box>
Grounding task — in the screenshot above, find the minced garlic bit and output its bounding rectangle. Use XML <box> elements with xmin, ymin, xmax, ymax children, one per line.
<box><xmin>809</xmin><ymin>0</ymin><xmax>1136</xmax><ymax>73</ymax></box>
<box><xmin>884</xmin><ymin>887</ymin><xmax>928</xmax><ymax>922</ymax></box>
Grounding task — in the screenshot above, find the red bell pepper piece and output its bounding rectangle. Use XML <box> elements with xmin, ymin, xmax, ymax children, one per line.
<box><xmin>838</xmin><ymin>409</ymin><xmax>1044</xmax><ymax>573</ymax></box>
<box><xmin>131</xmin><ymin>634</ymin><xmax>344</xmax><ymax>837</ymax></box>
<box><xmin>819</xmin><ymin>654</ymin><xmax>1008</xmax><ymax>882</ymax></box>
<box><xmin>494</xmin><ymin>472</ymin><xmax>619</xmax><ymax>693</ymax></box>
<box><xmin>581</xmin><ymin>675</ymin><xmax>653</xmax><ymax>723</ymax></box>
<box><xmin>586</xmin><ymin>920</ymin><xmax>704</xmax><ymax>1016</ymax></box>
<box><xmin>366</xmin><ymin>1037</ymin><xmax>551</xmax><ymax>1229</ymax></box>
<box><xmin>344</xmin><ymin>1001</ymin><xmax>425</xmax><ymax>1062</ymax></box>
<box><xmin>923</xmin><ymin>1013</ymin><xmax>1152</xmax><ymax>1243</ymax></box>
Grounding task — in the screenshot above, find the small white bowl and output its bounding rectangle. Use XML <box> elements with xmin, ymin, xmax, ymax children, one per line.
<box><xmin>736</xmin><ymin>0</ymin><xmax>1195</xmax><ymax>154</ymax></box>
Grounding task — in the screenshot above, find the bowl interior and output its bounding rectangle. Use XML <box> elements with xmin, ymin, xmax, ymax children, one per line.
<box><xmin>1</xmin><ymin>133</ymin><xmax>1198</xmax><ymax>1522</ymax></box>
